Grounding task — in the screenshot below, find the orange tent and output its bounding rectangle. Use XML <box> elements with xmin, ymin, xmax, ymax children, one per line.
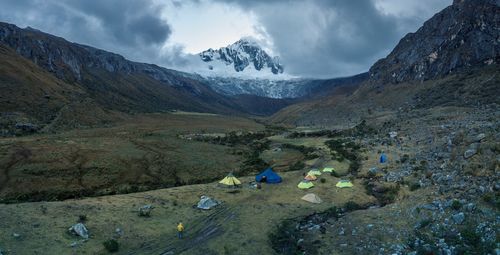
<box><xmin>304</xmin><ymin>174</ymin><xmax>317</xmax><ymax>181</ymax></box>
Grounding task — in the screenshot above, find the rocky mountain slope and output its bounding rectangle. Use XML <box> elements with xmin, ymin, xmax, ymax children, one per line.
<box><xmin>0</xmin><ymin>22</ymin><xmax>300</xmax><ymax>134</ymax></box>
<box><xmin>271</xmin><ymin>0</ymin><xmax>500</xmax><ymax>126</ymax></box>
<box><xmin>369</xmin><ymin>0</ymin><xmax>499</xmax><ymax>84</ymax></box>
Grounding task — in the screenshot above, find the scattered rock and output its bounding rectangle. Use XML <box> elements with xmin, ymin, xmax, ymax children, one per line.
<box><xmin>139</xmin><ymin>204</ymin><xmax>153</xmax><ymax>217</ymax></box>
<box><xmin>196</xmin><ymin>195</ymin><xmax>220</xmax><ymax>210</ymax></box>
<box><xmin>389</xmin><ymin>131</ymin><xmax>398</xmax><ymax>138</ymax></box>
<box><xmin>451</xmin><ymin>212</ymin><xmax>465</xmax><ymax>224</ymax></box>
<box><xmin>463</xmin><ymin>143</ymin><xmax>479</xmax><ymax>159</ymax></box>
<box><xmin>115</xmin><ymin>228</ymin><xmax>124</xmax><ymax>237</ymax></box>
<box><xmin>368</xmin><ymin>167</ymin><xmax>379</xmax><ymax>175</ymax></box>
<box><xmin>69</xmin><ymin>223</ymin><xmax>89</xmax><ymax>239</ymax></box>
<box><xmin>474</xmin><ymin>133</ymin><xmax>486</xmax><ymax>143</ymax></box>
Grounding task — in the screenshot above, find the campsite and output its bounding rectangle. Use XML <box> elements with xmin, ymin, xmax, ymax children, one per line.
<box><xmin>0</xmin><ymin>0</ymin><xmax>499</xmax><ymax>253</ymax></box>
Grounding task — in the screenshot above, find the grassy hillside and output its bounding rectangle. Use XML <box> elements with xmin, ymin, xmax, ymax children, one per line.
<box><xmin>0</xmin><ymin>44</ymin><xmax>121</xmax><ymax>134</ymax></box>
<box><xmin>0</xmin><ymin>113</ymin><xmax>264</xmax><ymax>202</ymax></box>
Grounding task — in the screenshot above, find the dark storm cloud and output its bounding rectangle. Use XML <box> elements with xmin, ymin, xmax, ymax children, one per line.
<box><xmin>0</xmin><ymin>0</ymin><xmax>172</xmax><ymax>63</ymax></box>
<box><xmin>0</xmin><ymin>0</ymin><xmax>452</xmax><ymax>78</ymax></box>
<box><xmin>214</xmin><ymin>0</ymin><xmax>451</xmax><ymax>78</ymax></box>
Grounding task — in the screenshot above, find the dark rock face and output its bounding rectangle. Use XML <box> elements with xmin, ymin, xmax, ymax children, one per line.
<box><xmin>199</xmin><ymin>39</ymin><xmax>284</xmax><ymax>74</ymax></box>
<box><xmin>0</xmin><ymin>22</ymin><xmax>196</xmax><ymax>86</ymax></box>
<box><xmin>369</xmin><ymin>0</ymin><xmax>499</xmax><ymax>83</ymax></box>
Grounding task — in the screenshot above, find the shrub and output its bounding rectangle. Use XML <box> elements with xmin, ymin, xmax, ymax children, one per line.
<box><xmin>78</xmin><ymin>215</ymin><xmax>87</xmax><ymax>223</ymax></box>
<box><xmin>451</xmin><ymin>200</ymin><xmax>461</xmax><ymax>210</ymax></box>
<box><xmin>288</xmin><ymin>161</ymin><xmax>305</xmax><ymax>171</ymax></box>
<box><xmin>343</xmin><ymin>201</ymin><xmax>362</xmax><ymax>211</ymax></box>
<box><xmin>103</xmin><ymin>239</ymin><xmax>119</xmax><ymax>253</ymax></box>
<box><xmin>409</xmin><ymin>182</ymin><xmax>420</xmax><ymax>191</ymax></box>
<box><xmin>320</xmin><ymin>178</ymin><xmax>326</xmax><ymax>183</ymax></box>
<box><xmin>330</xmin><ymin>171</ymin><xmax>340</xmax><ymax>177</ymax></box>
<box><xmin>460</xmin><ymin>228</ymin><xmax>480</xmax><ymax>246</ymax></box>
<box><xmin>416</xmin><ymin>218</ymin><xmax>432</xmax><ymax>229</ymax></box>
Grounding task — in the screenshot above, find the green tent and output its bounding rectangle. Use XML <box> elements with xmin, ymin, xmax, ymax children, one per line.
<box><xmin>335</xmin><ymin>180</ymin><xmax>353</xmax><ymax>188</ymax></box>
<box><xmin>308</xmin><ymin>169</ymin><xmax>322</xmax><ymax>176</ymax></box>
<box><xmin>298</xmin><ymin>180</ymin><xmax>314</xmax><ymax>189</ymax></box>
<box><xmin>322</xmin><ymin>167</ymin><xmax>335</xmax><ymax>173</ymax></box>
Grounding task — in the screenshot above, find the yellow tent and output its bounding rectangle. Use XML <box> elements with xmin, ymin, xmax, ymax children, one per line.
<box><xmin>335</xmin><ymin>180</ymin><xmax>353</xmax><ymax>188</ymax></box>
<box><xmin>298</xmin><ymin>180</ymin><xmax>314</xmax><ymax>189</ymax></box>
<box><xmin>304</xmin><ymin>174</ymin><xmax>317</xmax><ymax>181</ymax></box>
<box><xmin>322</xmin><ymin>167</ymin><xmax>334</xmax><ymax>173</ymax></box>
<box><xmin>219</xmin><ymin>173</ymin><xmax>241</xmax><ymax>186</ymax></box>
<box><xmin>308</xmin><ymin>169</ymin><xmax>322</xmax><ymax>176</ymax></box>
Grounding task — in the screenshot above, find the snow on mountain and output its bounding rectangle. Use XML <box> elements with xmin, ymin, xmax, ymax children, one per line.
<box><xmin>175</xmin><ymin>38</ymin><xmax>314</xmax><ymax>98</ymax></box>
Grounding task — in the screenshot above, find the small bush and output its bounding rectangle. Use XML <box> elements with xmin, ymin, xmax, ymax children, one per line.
<box><xmin>409</xmin><ymin>182</ymin><xmax>420</xmax><ymax>191</ymax></box>
<box><xmin>103</xmin><ymin>239</ymin><xmax>119</xmax><ymax>253</ymax></box>
<box><xmin>451</xmin><ymin>200</ymin><xmax>461</xmax><ymax>210</ymax></box>
<box><xmin>460</xmin><ymin>228</ymin><xmax>480</xmax><ymax>246</ymax></box>
<box><xmin>330</xmin><ymin>171</ymin><xmax>340</xmax><ymax>177</ymax></box>
<box><xmin>416</xmin><ymin>218</ymin><xmax>432</xmax><ymax>229</ymax></box>
<box><xmin>343</xmin><ymin>201</ymin><xmax>362</xmax><ymax>211</ymax></box>
<box><xmin>78</xmin><ymin>215</ymin><xmax>87</xmax><ymax>223</ymax></box>
<box><xmin>320</xmin><ymin>178</ymin><xmax>326</xmax><ymax>183</ymax></box>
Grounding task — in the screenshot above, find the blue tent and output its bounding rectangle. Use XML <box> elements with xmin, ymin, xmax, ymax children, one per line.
<box><xmin>379</xmin><ymin>153</ymin><xmax>388</xmax><ymax>163</ymax></box>
<box><xmin>255</xmin><ymin>168</ymin><xmax>282</xmax><ymax>183</ymax></box>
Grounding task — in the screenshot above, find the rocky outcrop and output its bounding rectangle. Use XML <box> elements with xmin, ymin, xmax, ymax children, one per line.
<box><xmin>369</xmin><ymin>0</ymin><xmax>499</xmax><ymax>84</ymax></box>
<box><xmin>0</xmin><ymin>22</ymin><xmax>197</xmax><ymax>86</ymax></box>
<box><xmin>199</xmin><ymin>39</ymin><xmax>284</xmax><ymax>74</ymax></box>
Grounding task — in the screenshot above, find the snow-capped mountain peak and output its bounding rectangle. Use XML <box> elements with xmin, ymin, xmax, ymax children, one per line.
<box><xmin>198</xmin><ymin>38</ymin><xmax>284</xmax><ymax>75</ymax></box>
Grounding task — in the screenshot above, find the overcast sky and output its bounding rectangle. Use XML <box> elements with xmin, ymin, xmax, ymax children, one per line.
<box><xmin>0</xmin><ymin>0</ymin><xmax>451</xmax><ymax>78</ymax></box>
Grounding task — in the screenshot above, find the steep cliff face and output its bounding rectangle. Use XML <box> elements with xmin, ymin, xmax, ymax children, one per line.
<box><xmin>369</xmin><ymin>0</ymin><xmax>499</xmax><ymax>84</ymax></box>
<box><xmin>0</xmin><ymin>22</ymin><xmax>199</xmax><ymax>85</ymax></box>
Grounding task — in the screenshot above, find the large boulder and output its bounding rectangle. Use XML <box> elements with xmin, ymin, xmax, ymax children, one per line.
<box><xmin>196</xmin><ymin>196</ymin><xmax>220</xmax><ymax>210</ymax></box>
<box><xmin>69</xmin><ymin>223</ymin><xmax>89</xmax><ymax>239</ymax></box>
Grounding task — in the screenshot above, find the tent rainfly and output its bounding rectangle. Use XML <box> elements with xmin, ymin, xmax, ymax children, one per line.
<box><xmin>335</xmin><ymin>180</ymin><xmax>353</xmax><ymax>188</ymax></box>
<box><xmin>308</xmin><ymin>169</ymin><xmax>322</xmax><ymax>176</ymax></box>
<box><xmin>322</xmin><ymin>167</ymin><xmax>335</xmax><ymax>173</ymax></box>
<box><xmin>255</xmin><ymin>168</ymin><xmax>282</xmax><ymax>183</ymax></box>
<box><xmin>219</xmin><ymin>173</ymin><xmax>241</xmax><ymax>186</ymax></box>
<box><xmin>304</xmin><ymin>174</ymin><xmax>317</xmax><ymax>181</ymax></box>
<box><xmin>301</xmin><ymin>193</ymin><xmax>323</xmax><ymax>203</ymax></box>
<box><xmin>298</xmin><ymin>180</ymin><xmax>314</xmax><ymax>189</ymax></box>
<box><xmin>380</xmin><ymin>153</ymin><xmax>388</xmax><ymax>163</ymax></box>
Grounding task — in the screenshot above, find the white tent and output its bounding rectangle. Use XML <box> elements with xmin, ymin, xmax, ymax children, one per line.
<box><xmin>301</xmin><ymin>193</ymin><xmax>323</xmax><ymax>204</ymax></box>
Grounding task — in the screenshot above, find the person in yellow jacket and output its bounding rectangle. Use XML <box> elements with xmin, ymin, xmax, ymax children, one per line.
<box><xmin>177</xmin><ymin>222</ymin><xmax>184</xmax><ymax>239</ymax></box>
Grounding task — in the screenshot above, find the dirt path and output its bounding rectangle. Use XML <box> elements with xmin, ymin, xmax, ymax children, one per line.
<box><xmin>125</xmin><ymin>205</ymin><xmax>237</xmax><ymax>255</ymax></box>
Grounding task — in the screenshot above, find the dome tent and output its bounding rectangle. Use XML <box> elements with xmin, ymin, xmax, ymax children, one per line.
<box><xmin>255</xmin><ymin>168</ymin><xmax>282</xmax><ymax>183</ymax></box>
<box><xmin>308</xmin><ymin>169</ymin><xmax>322</xmax><ymax>176</ymax></box>
<box><xmin>335</xmin><ymin>180</ymin><xmax>353</xmax><ymax>188</ymax></box>
<box><xmin>298</xmin><ymin>180</ymin><xmax>314</xmax><ymax>189</ymax></box>
<box><xmin>301</xmin><ymin>193</ymin><xmax>322</xmax><ymax>203</ymax></box>
<box><xmin>380</xmin><ymin>153</ymin><xmax>388</xmax><ymax>163</ymax></box>
<box><xmin>304</xmin><ymin>174</ymin><xmax>317</xmax><ymax>181</ymax></box>
<box><xmin>322</xmin><ymin>167</ymin><xmax>335</xmax><ymax>173</ymax></box>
